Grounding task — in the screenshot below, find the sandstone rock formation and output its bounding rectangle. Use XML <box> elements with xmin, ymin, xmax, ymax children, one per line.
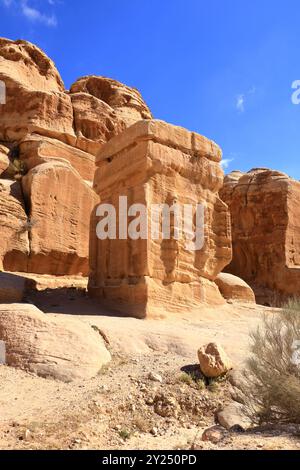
<box><xmin>0</xmin><ymin>38</ymin><xmax>152</xmax><ymax>277</ymax></box>
<box><xmin>215</xmin><ymin>273</ymin><xmax>255</xmax><ymax>303</ymax></box>
<box><xmin>19</xmin><ymin>134</ymin><xmax>95</xmax><ymax>183</ymax></box>
<box><xmin>70</xmin><ymin>91</ymin><xmax>127</xmax><ymax>155</ymax></box>
<box><xmin>0</xmin><ymin>272</ymin><xmax>25</xmax><ymax>303</ymax></box>
<box><xmin>0</xmin><ymin>179</ymin><xmax>29</xmax><ymax>271</ymax></box>
<box><xmin>0</xmin><ymin>38</ymin><xmax>75</xmax><ymax>144</ymax></box>
<box><xmin>22</xmin><ymin>161</ymin><xmax>98</xmax><ymax>276</ymax></box>
<box><xmin>0</xmin><ymin>303</ymin><xmax>111</xmax><ymax>381</ymax></box>
<box><xmin>0</xmin><ymin>144</ymin><xmax>9</xmax><ymax>175</ymax></box>
<box><xmin>220</xmin><ymin>168</ymin><xmax>300</xmax><ymax>302</ymax></box>
<box><xmin>198</xmin><ymin>342</ymin><xmax>232</xmax><ymax>378</ymax></box>
<box><xmin>89</xmin><ymin>120</ymin><xmax>232</xmax><ymax>317</ymax></box>
<box><xmin>70</xmin><ymin>76</ymin><xmax>152</xmax><ymax>127</ymax></box>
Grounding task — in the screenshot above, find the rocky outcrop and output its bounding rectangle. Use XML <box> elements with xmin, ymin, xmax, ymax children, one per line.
<box><xmin>0</xmin><ymin>144</ymin><xmax>10</xmax><ymax>175</ymax></box>
<box><xmin>0</xmin><ymin>179</ymin><xmax>29</xmax><ymax>271</ymax></box>
<box><xmin>0</xmin><ymin>39</ymin><xmax>144</xmax><ymax>153</ymax></box>
<box><xmin>0</xmin><ymin>303</ymin><xmax>111</xmax><ymax>381</ymax></box>
<box><xmin>215</xmin><ymin>273</ymin><xmax>255</xmax><ymax>303</ymax></box>
<box><xmin>0</xmin><ymin>38</ymin><xmax>75</xmax><ymax>144</ymax></box>
<box><xmin>198</xmin><ymin>342</ymin><xmax>233</xmax><ymax>378</ymax></box>
<box><xmin>22</xmin><ymin>161</ymin><xmax>98</xmax><ymax>276</ymax></box>
<box><xmin>0</xmin><ymin>38</ymin><xmax>153</xmax><ymax>277</ymax></box>
<box><xmin>70</xmin><ymin>75</ymin><xmax>152</xmax><ymax>127</ymax></box>
<box><xmin>89</xmin><ymin>120</ymin><xmax>232</xmax><ymax>317</ymax></box>
<box><xmin>220</xmin><ymin>168</ymin><xmax>300</xmax><ymax>301</ymax></box>
<box><xmin>70</xmin><ymin>92</ymin><xmax>126</xmax><ymax>155</ymax></box>
<box><xmin>19</xmin><ymin>134</ymin><xmax>95</xmax><ymax>183</ymax></box>
<box><xmin>0</xmin><ymin>272</ymin><xmax>26</xmax><ymax>303</ymax></box>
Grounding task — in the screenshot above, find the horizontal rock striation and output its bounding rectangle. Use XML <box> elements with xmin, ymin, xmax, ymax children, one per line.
<box><xmin>89</xmin><ymin>120</ymin><xmax>232</xmax><ymax>317</ymax></box>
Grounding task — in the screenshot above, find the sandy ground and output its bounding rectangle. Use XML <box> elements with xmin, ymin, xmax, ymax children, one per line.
<box><xmin>0</xmin><ymin>285</ymin><xmax>299</xmax><ymax>450</ymax></box>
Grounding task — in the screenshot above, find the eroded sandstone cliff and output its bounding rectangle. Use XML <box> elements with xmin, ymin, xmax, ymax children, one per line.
<box><xmin>220</xmin><ymin>168</ymin><xmax>300</xmax><ymax>303</ymax></box>
<box><xmin>0</xmin><ymin>38</ymin><xmax>151</xmax><ymax>275</ymax></box>
<box><xmin>89</xmin><ymin>120</ymin><xmax>232</xmax><ymax>317</ymax></box>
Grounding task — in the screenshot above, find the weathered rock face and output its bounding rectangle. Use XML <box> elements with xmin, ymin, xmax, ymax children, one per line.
<box><xmin>0</xmin><ymin>303</ymin><xmax>111</xmax><ymax>382</ymax></box>
<box><xmin>70</xmin><ymin>92</ymin><xmax>126</xmax><ymax>156</ymax></box>
<box><xmin>0</xmin><ymin>39</ymin><xmax>141</xmax><ymax>152</ymax></box>
<box><xmin>0</xmin><ymin>272</ymin><xmax>26</xmax><ymax>303</ymax></box>
<box><xmin>0</xmin><ymin>38</ymin><xmax>154</xmax><ymax>277</ymax></box>
<box><xmin>22</xmin><ymin>161</ymin><xmax>98</xmax><ymax>276</ymax></box>
<box><xmin>0</xmin><ymin>38</ymin><xmax>75</xmax><ymax>144</ymax></box>
<box><xmin>70</xmin><ymin>76</ymin><xmax>152</xmax><ymax>127</ymax></box>
<box><xmin>215</xmin><ymin>273</ymin><xmax>255</xmax><ymax>303</ymax></box>
<box><xmin>89</xmin><ymin>120</ymin><xmax>232</xmax><ymax>317</ymax></box>
<box><xmin>0</xmin><ymin>179</ymin><xmax>29</xmax><ymax>271</ymax></box>
<box><xmin>0</xmin><ymin>144</ymin><xmax>10</xmax><ymax>175</ymax></box>
<box><xmin>19</xmin><ymin>134</ymin><xmax>95</xmax><ymax>183</ymax></box>
<box><xmin>220</xmin><ymin>168</ymin><xmax>300</xmax><ymax>301</ymax></box>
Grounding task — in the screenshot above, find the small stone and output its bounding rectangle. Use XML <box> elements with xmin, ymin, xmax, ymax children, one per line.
<box><xmin>150</xmin><ymin>427</ymin><xmax>158</xmax><ymax>437</ymax></box>
<box><xmin>148</xmin><ymin>372</ymin><xmax>163</xmax><ymax>383</ymax></box>
<box><xmin>217</xmin><ymin>402</ymin><xmax>252</xmax><ymax>431</ymax></box>
<box><xmin>202</xmin><ymin>426</ymin><xmax>226</xmax><ymax>444</ymax></box>
<box><xmin>21</xmin><ymin>429</ymin><xmax>32</xmax><ymax>441</ymax></box>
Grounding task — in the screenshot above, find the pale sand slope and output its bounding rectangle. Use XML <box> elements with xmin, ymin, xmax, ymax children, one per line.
<box><xmin>2</xmin><ymin>295</ymin><xmax>298</xmax><ymax>450</ymax></box>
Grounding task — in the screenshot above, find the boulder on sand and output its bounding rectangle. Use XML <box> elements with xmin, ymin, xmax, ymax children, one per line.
<box><xmin>0</xmin><ymin>303</ymin><xmax>111</xmax><ymax>382</ymax></box>
<box><xmin>215</xmin><ymin>273</ymin><xmax>256</xmax><ymax>303</ymax></box>
<box><xmin>198</xmin><ymin>342</ymin><xmax>232</xmax><ymax>378</ymax></box>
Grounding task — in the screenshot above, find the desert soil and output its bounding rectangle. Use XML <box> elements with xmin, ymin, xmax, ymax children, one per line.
<box><xmin>0</xmin><ymin>283</ymin><xmax>299</xmax><ymax>450</ymax></box>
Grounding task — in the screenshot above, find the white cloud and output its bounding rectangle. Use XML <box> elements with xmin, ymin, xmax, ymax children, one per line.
<box><xmin>235</xmin><ymin>86</ymin><xmax>256</xmax><ymax>113</ymax></box>
<box><xmin>1</xmin><ymin>0</ymin><xmax>57</xmax><ymax>27</ymax></box>
<box><xmin>221</xmin><ymin>158</ymin><xmax>234</xmax><ymax>170</ymax></box>
<box><xmin>21</xmin><ymin>0</ymin><xmax>57</xmax><ymax>26</ymax></box>
<box><xmin>236</xmin><ymin>94</ymin><xmax>245</xmax><ymax>113</ymax></box>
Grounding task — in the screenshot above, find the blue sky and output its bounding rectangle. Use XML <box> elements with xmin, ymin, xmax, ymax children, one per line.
<box><xmin>1</xmin><ymin>0</ymin><xmax>300</xmax><ymax>178</ymax></box>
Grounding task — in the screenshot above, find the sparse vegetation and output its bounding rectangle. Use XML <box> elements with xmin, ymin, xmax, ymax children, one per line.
<box><xmin>118</xmin><ymin>429</ymin><xmax>131</xmax><ymax>441</ymax></box>
<box><xmin>5</xmin><ymin>152</ymin><xmax>27</xmax><ymax>180</ymax></box>
<box><xmin>178</xmin><ymin>371</ymin><xmax>226</xmax><ymax>392</ymax></box>
<box><xmin>207</xmin><ymin>380</ymin><xmax>219</xmax><ymax>393</ymax></box>
<box><xmin>133</xmin><ymin>415</ymin><xmax>151</xmax><ymax>433</ymax></box>
<box><xmin>195</xmin><ymin>378</ymin><xmax>206</xmax><ymax>391</ymax></box>
<box><xmin>18</xmin><ymin>218</ymin><xmax>37</xmax><ymax>234</ymax></box>
<box><xmin>241</xmin><ymin>299</ymin><xmax>300</xmax><ymax>424</ymax></box>
<box><xmin>98</xmin><ymin>363</ymin><xmax>111</xmax><ymax>375</ymax></box>
<box><xmin>178</xmin><ymin>372</ymin><xmax>194</xmax><ymax>386</ymax></box>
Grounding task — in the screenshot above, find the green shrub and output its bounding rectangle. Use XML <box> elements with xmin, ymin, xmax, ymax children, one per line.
<box><xmin>242</xmin><ymin>299</ymin><xmax>300</xmax><ymax>424</ymax></box>
<box><xmin>118</xmin><ymin>429</ymin><xmax>131</xmax><ymax>440</ymax></box>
